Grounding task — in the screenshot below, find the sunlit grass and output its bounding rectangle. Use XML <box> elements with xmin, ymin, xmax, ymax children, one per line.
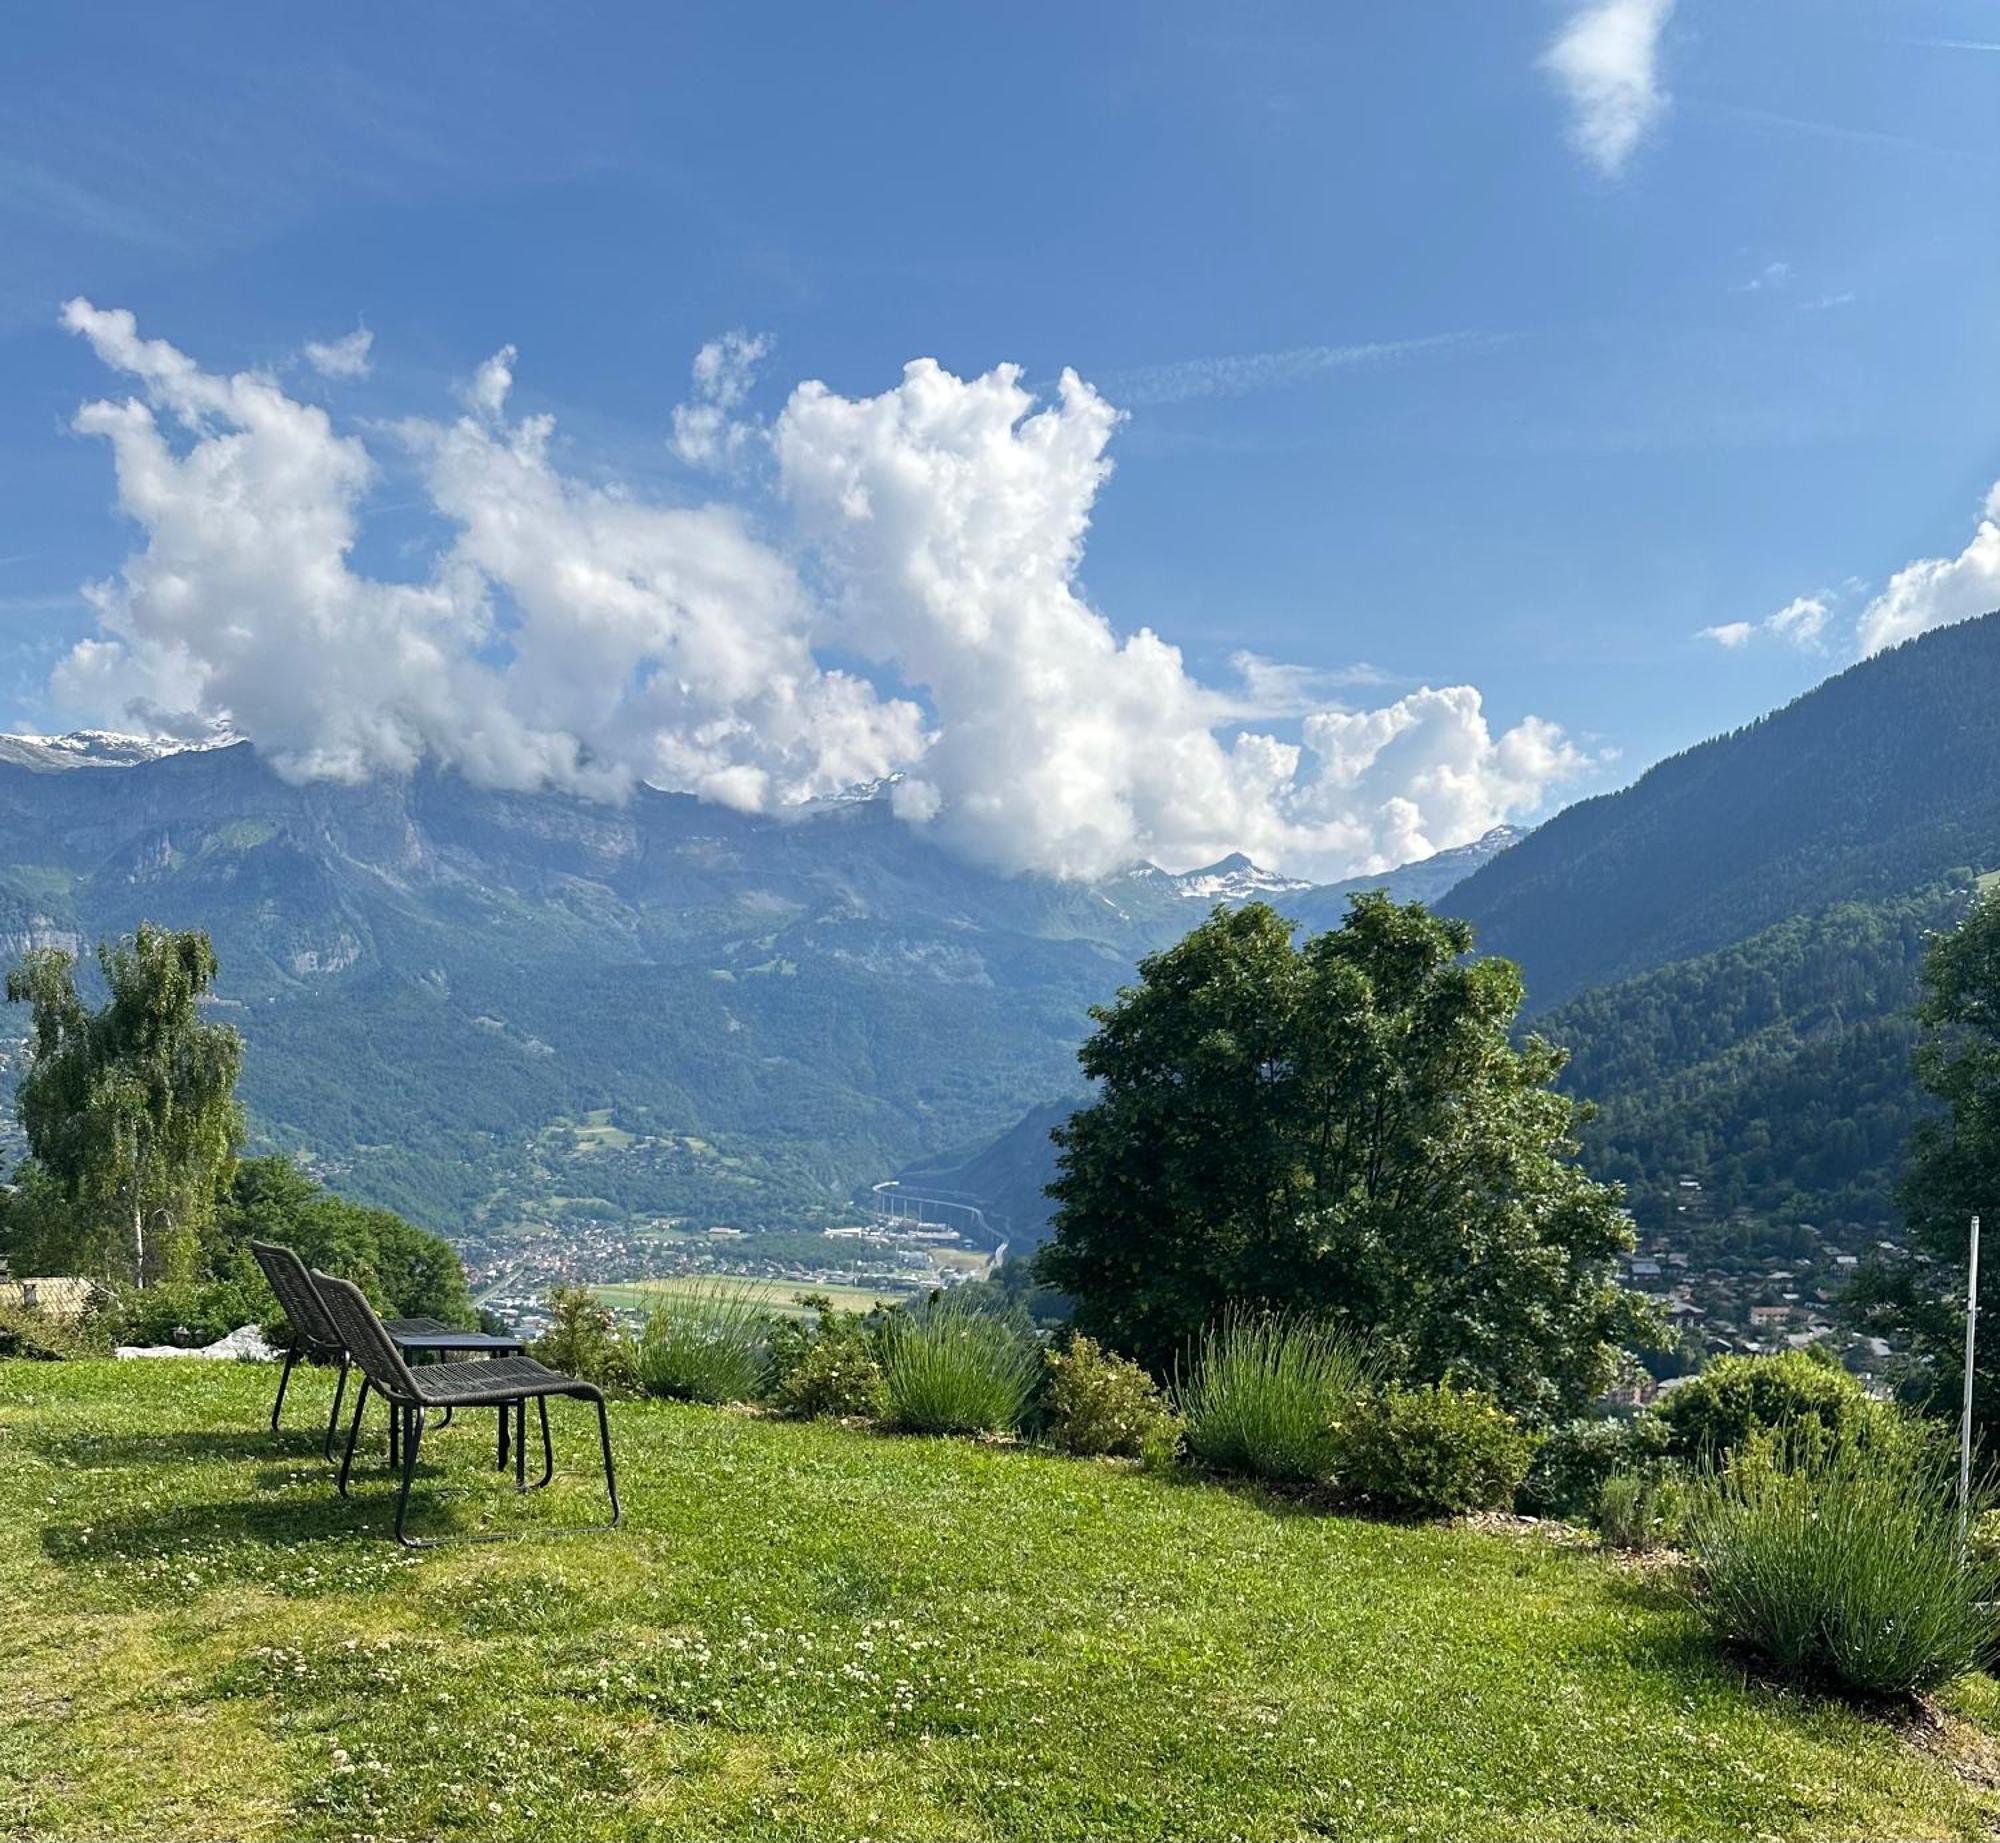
<box><xmin>2</xmin><ymin>1360</ymin><xmax>1998</xmax><ymax>1841</ymax></box>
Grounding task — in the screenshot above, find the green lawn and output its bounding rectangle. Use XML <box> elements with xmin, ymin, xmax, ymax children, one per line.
<box><xmin>3</xmin><ymin>1361</ymin><xmax>1998</xmax><ymax>1842</ymax></box>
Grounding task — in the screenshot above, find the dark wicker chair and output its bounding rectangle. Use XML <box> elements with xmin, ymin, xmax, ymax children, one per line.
<box><xmin>312</xmin><ymin>1269</ymin><xmax>621</xmax><ymax>1547</ymax></box>
<box><xmin>249</xmin><ymin>1239</ymin><xmax>453</xmax><ymax>1459</ymax></box>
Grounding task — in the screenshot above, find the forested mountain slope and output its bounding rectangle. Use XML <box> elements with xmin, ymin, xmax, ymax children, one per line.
<box><xmin>1542</xmin><ymin>883</ymin><xmax>1965</xmax><ymax>1235</ymax></box>
<box><xmin>1450</xmin><ymin>614</ymin><xmax>2000</xmax><ymax>1009</ymax></box>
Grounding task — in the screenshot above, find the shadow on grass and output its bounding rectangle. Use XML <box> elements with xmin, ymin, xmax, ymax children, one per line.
<box><xmin>40</xmin><ymin>1488</ymin><xmax>381</xmax><ymax>1564</ymax></box>
<box><xmin>28</xmin><ymin>1426</ymin><xmax>327</xmax><ymax>1470</ymax></box>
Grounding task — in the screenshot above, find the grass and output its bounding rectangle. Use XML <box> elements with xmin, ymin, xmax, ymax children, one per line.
<box><xmin>880</xmin><ymin>1303</ymin><xmax>1040</xmax><ymax>1436</ymax></box>
<box><xmin>1</xmin><ymin>1363</ymin><xmax>1998</xmax><ymax>1842</ymax></box>
<box><xmin>635</xmin><ymin>1282</ymin><xmax>772</xmax><ymax>1404</ymax></box>
<box><xmin>1177</xmin><ymin>1312</ymin><xmax>1378</xmax><ymax>1485</ymax></box>
<box><xmin>1684</xmin><ymin>1430</ymin><xmax>2000</xmax><ymax>1697</ymax></box>
<box><xmin>595</xmin><ymin>1276</ymin><xmax>912</xmax><ymax>1318</ymax></box>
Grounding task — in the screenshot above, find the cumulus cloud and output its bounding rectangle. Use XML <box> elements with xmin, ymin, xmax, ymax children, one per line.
<box><xmin>303</xmin><ymin>327</ymin><xmax>373</xmax><ymax>379</ymax></box>
<box><xmin>671</xmin><ymin>329</ymin><xmax>770</xmax><ymax>468</ymax></box>
<box><xmin>54</xmin><ymin>303</ymin><xmax>1594</xmax><ymax>882</ymax></box>
<box><xmin>56</xmin><ymin>299</ymin><xmax>918</xmax><ymax>803</ymax></box>
<box><xmin>1857</xmin><ymin>486</ymin><xmax>2000</xmax><ymax>655</ymax></box>
<box><xmin>1698</xmin><ymin>595</ymin><xmax>1829</xmax><ymax>653</ymax></box>
<box><xmin>772</xmin><ymin>358</ymin><xmax>1592</xmax><ymax>878</ymax></box>
<box><xmin>1542</xmin><ymin>0</ymin><xmax>1676</xmax><ymax>177</ymax></box>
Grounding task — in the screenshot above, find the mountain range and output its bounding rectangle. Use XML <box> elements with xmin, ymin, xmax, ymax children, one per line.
<box><xmin>0</xmin><ymin>735</ymin><xmax>1517</xmax><ymax>1248</ymax></box>
<box><xmin>10</xmin><ymin>607</ymin><xmax>2000</xmax><ymax>1264</ymax></box>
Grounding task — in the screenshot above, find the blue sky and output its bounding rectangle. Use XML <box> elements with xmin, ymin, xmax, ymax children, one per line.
<box><xmin>5</xmin><ymin>2</ymin><xmax>2000</xmax><ymax>877</ymax></box>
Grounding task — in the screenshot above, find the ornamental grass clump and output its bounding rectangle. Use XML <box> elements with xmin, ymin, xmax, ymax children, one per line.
<box><xmin>1176</xmin><ymin>1311</ymin><xmax>1377</xmax><ymax>1486</ymax></box>
<box><xmin>635</xmin><ymin>1283</ymin><xmax>772</xmax><ymax>1404</ymax></box>
<box><xmin>881</xmin><ymin>1300</ymin><xmax>1040</xmax><ymax>1436</ymax></box>
<box><xmin>1683</xmin><ymin>1424</ymin><xmax>2000</xmax><ymax>1699</ymax></box>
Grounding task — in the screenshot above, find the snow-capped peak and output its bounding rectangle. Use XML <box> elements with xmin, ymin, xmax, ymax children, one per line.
<box><xmin>0</xmin><ymin>727</ymin><xmax>239</xmax><ymax>771</ymax></box>
<box><xmin>1165</xmin><ymin>852</ymin><xmax>1315</xmax><ymax>902</ymax></box>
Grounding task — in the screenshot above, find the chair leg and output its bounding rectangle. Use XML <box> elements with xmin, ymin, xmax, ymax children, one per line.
<box><xmin>322</xmin><ymin>1354</ymin><xmax>350</xmax><ymax>1463</ymax></box>
<box><xmin>497</xmin><ymin>1403</ymin><xmax>510</xmax><ymax>1471</ymax></box>
<box><xmin>518</xmin><ymin>1395</ymin><xmax>554</xmax><ymax>1491</ymax></box>
<box><xmin>271</xmin><ymin>1345</ymin><xmax>298</xmax><ymax>1431</ymax></box>
<box><xmin>393</xmin><ymin>1406</ymin><xmax>428</xmax><ymax>1548</ymax></box>
<box><xmin>593</xmin><ymin>1393</ymin><xmax>622</xmax><ymax>1528</ymax></box>
<box><xmin>514</xmin><ymin>1399</ymin><xmax>526</xmax><ymax>1490</ymax></box>
<box><xmin>338</xmin><ymin>1378</ymin><xmax>373</xmax><ymax>1498</ymax></box>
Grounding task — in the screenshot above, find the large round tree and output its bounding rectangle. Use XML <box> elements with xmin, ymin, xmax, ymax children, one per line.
<box><xmin>1036</xmin><ymin>894</ymin><xmax>1653</xmax><ymax>1421</ymax></box>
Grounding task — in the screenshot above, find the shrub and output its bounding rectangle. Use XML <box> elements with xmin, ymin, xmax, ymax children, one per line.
<box><xmin>1043</xmin><ymin>1334</ymin><xmax>1176</xmax><ymax>1458</ymax></box>
<box><xmin>1176</xmin><ymin>1312</ymin><xmax>1377</xmax><ymax>1485</ymax></box>
<box><xmin>532</xmin><ymin>1285</ymin><xmax>638</xmax><ymax>1392</ymax></box>
<box><xmin>636</xmin><ymin>1284</ymin><xmax>772</xmax><ymax>1404</ymax></box>
<box><xmin>776</xmin><ymin>1327</ymin><xmax>888</xmax><ymax>1420</ymax></box>
<box><xmin>881</xmin><ymin>1301</ymin><xmax>1040</xmax><ymax>1436</ymax></box>
<box><xmin>106</xmin><ymin>1277</ymin><xmax>265</xmax><ymax>1350</ymax></box>
<box><xmin>1683</xmin><ymin>1424</ymin><xmax>2000</xmax><ymax>1699</ymax></box>
<box><xmin>1520</xmin><ymin>1414</ymin><xmax>1674</xmax><ymax>1519</ymax></box>
<box><xmin>0</xmin><ymin>1300</ymin><xmax>111</xmax><ymax>1360</ymax></box>
<box><xmin>1344</xmin><ymin>1383</ymin><xmax>1535</xmax><ymax>1516</ymax></box>
<box><xmin>1656</xmin><ymin>1350</ymin><xmax>1876</xmax><ymax>1464</ymax></box>
<box><xmin>1596</xmin><ymin>1469</ymin><xmax>1683</xmax><ymax>1552</ymax></box>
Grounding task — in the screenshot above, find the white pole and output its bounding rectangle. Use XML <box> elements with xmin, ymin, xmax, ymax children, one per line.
<box><xmin>1962</xmin><ymin>1214</ymin><xmax>1981</xmax><ymax>1541</ymax></box>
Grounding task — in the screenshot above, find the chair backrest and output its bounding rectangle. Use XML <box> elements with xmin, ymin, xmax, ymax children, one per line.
<box><xmin>249</xmin><ymin>1240</ymin><xmax>343</xmax><ymax>1355</ymax></box>
<box><xmin>311</xmin><ymin>1270</ymin><xmax>423</xmax><ymax>1402</ymax></box>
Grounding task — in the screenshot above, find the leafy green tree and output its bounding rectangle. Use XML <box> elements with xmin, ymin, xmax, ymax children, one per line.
<box><xmin>7</xmin><ymin>926</ymin><xmax>243</xmax><ymax>1285</ymax></box>
<box><xmin>215</xmin><ymin>1154</ymin><xmax>473</xmax><ymax>1324</ymax></box>
<box><xmin>1036</xmin><ymin>895</ymin><xmax>1654</xmax><ymax>1421</ymax></box>
<box><xmin>1851</xmin><ymin>890</ymin><xmax>2000</xmax><ymax>1436</ymax></box>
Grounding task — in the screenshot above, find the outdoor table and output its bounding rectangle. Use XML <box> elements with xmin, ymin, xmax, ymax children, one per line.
<box><xmin>387</xmin><ymin>1323</ymin><xmax>527</xmax><ymax>1471</ymax></box>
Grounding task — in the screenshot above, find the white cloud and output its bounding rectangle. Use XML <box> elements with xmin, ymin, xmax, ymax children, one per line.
<box><xmin>1542</xmin><ymin>0</ymin><xmax>1676</xmax><ymax>178</ymax></box>
<box><xmin>1735</xmin><ymin>261</ymin><xmax>1792</xmax><ymax>295</ymax></box>
<box><xmin>54</xmin><ymin>304</ymin><xmax>1596</xmax><ymax>883</ymax></box>
<box><xmin>672</xmin><ymin>329</ymin><xmax>770</xmax><ymax>468</ymax></box>
<box><xmin>303</xmin><ymin>327</ymin><xmax>373</xmax><ymax>379</ymax></box>
<box><xmin>1101</xmin><ymin>333</ymin><xmax>1483</xmax><ymax>408</ymax></box>
<box><xmin>1766</xmin><ymin>595</ymin><xmax>1828</xmax><ymax>649</ymax></box>
<box><xmin>773</xmin><ymin>358</ymin><xmax>1592</xmax><ymax>878</ymax></box>
<box><xmin>1697</xmin><ymin>595</ymin><xmax>1829</xmax><ymax>653</ymax></box>
<box><xmin>56</xmin><ymin>299</ymin><xmax>918</xmax><ymax>803</ymax></box>
<box><xmin>1857</xmin><ymin>485</ymin><xmax>2000</xmax><ymax>655</ymax></box>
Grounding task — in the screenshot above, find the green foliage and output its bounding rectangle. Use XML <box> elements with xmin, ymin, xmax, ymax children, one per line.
<box><xmin>1039</xmin><ymin>896</ymin><xmax>1653</xmax><ymax>1420</ymax></box>
<box><xmin>1683</xmin><ymin>1426</ymin><xmax>2000</xmax><ymax>1699</ymax></box>
<box><xmin>1343</xmin><ymin>1383</ymin><xmax>1535</xmax><ymax>1517</ymax></box>
<box><xmin>766</xmin><ymin>1295</ymin><xmax>888</xmax><ymax>1420</ymax></box>
<box><xmin>1545</xmin><ymin>887</ymin><xmax>1953</xmax><ymax>1238</ymax></box>
<box><xmin>7</xmin><ymin>925</ymin><xmax>243</xmax><ymax>1285</ymax></box>
<box><xmin>880</xmin><ymin>1300</ymin><xmax>1040</xmax><ymax>1436</ymax></box>
<box><xmin>104</xmin><ymin>1277</ymin><xmax>264</xmax><ymax>1350</ymax></box>
<box><xmin>636</xmin><ymin>1283</ymin><xmax>772</xmax><ymax>1404</ymax></box>
<box><xmin>774</xmin><ymin>1331</ymin><xmax>887</xmax><ymax>1421</ymax></box>
<box><xmin>1041</xmin><ymin>1333</ymin><xmax>1176</xmax><ymax>1458</ymax></box>
<box><xmin>1655</xmin><ymin>1351</ymin><xmax>1878</xmax><ymax>1464</ymax></box>
<box><xmin>1519</xmin><ymin>1414</ymin><xmax>1674</xmax><ymax>1519</ymax></box>
<box><xmin>1595</xmin><ymin>1471</ymin><xmax>1682</xmax><ymax>1553</ymax></box>
<box><xmin>1849</xmin><ymin>890</ymin><xmax>2000</xmax><ymax>1438</ymax></box>
<box><xmin>0</xmin><ymin>1301</ymin><xmax>110</xmax><ymax>1360</ymax></box>
<box><xmin>531</xmin><ymin>1285</ymin><xmax>637</xmax><ymax>1392</ymax></box>
<box><xmin>215</xmin><ymin>1155</ymin><xmax>472</xmax><ymax>1327</ymax></box>
<box><xmin>1176</xmin><ymin>1312</ymin><xmax>1377</xmax><ymax>1486</ymax></box>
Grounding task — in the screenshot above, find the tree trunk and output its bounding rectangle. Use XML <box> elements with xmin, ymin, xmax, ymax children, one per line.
<box><xmin>132</xmin><ymin>1195</ymin><xmax>145</xmax><ymax>1289</ymax></box>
